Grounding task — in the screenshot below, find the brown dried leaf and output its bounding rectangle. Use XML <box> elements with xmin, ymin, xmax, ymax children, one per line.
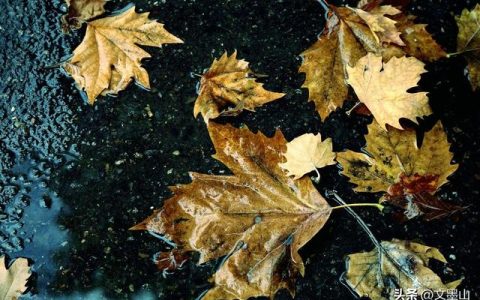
<box><xmin>345</xmin><ymin>239</ymin><xmax>462</xmax><ymax>300</ymax></box>
<box><xmin>346</xmin><ymin>53</ymin><xmax>431</xmax><ymax>130</ymax></box>
<box><xmin>0</xmin><ymin>256</ymin><xmax>31</xmax><ymax>300</ymax></box>
<box><xmin>299</xmin><ymin>3</ymin><xmax>444</xmax><ymax>121</ymax></box>
<box><xmin>61</xmin><ymin>0</ymin><xmax>107</xmax><ymax>32</ymax></box>
<box><xmin>385</xmin><ymin>174</ymin><xmax>465</xmax><ymax>221</ymax></box>
<box><xmin>132</xmin><ymin>123</ymin><xmax>331</xmax><ymax>299</ymax></box>
<box><xmin>359</xmin><ymin>2</ymin><xmax>445</xmax><ymax>61</ymax></box>
<box><xmin>63</xmin><ymin>5</ymin><xmax>183</xmax><ymax>104</ymax></box>
<box><xmin>456</xmin><ymin>4</ymin><xmax>480</xmax><ymax>91</ymax></box>
<box><xmin>387</xmin><ymin>173</ymin><xmax>438</xmax><ymax>196</ymax></box>
<box><xmin>351</xmin><ymin>6</ymin><xmax>405</xmax><ymax>46</ymax></box>
<box><xmin>396</xmin><ymin>15</ymin><xmax>447</xmax><ymax>62</ymax></box>
<box><xmin>337</xmin><ymin>120</ymin><xmax>459</xmax><ymax>220</ymax></box>
<box><xmin>193</xmin><ymin>51</ymin><xmax>285</xmax><ymax>122</ymax></box>
<box><xmin>299</xmin><ymin>8</ymin><xmax>367</xmax><ymax>121</ymax></box>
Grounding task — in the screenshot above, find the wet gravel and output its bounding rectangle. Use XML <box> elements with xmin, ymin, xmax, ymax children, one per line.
<box><xmin>1</xmin><ymin>0</ymin><xmax>480</xmax><ymax>299</ymax></box>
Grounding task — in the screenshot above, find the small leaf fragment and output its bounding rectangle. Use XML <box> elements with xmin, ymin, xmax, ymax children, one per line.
<box><xmin>345</xmin><ymin>239</ymin><xmax>462</xmax><ymax>300</ymax></box>
<box><xmin>63</xmin><ymin>5</ymin><xmax>183</xmax><ymax>104</ymax></box>
<box><xmin>61</xmin><ymin>0</ymin><xmax>107</xmax><ymax>32</ymax></box>
<box><xmin>193</xmin><ymin>51</ymin><xmax>285</xmax><ymax>122</ymax></box>
<box><xmin>455</xmin><ymin>4</ymin><xmax>480</xmax><ymax>91</ymax></box>
<box><xmin>132</xmin><ymin>123</ymin><xmax>332</xmax><ymax>299</ymax></box>
<box><xmin>346</xmin><ymin>53</ymin><xmax>431</xmax><ymax>130</ymax></box>
<box><xmin>279</xmin><ymin>133</ymin><xmax>336</xmax><ymax>179</ymax></box>
<box><xmin>0</xmin><ymin>256</ymin><xmax>31</xmax><ymax>300</ymax></box>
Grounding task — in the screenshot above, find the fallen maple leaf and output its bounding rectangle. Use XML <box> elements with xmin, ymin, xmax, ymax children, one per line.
<box><xmin>456</xmin><ymin>4</ymin><xmax>480</xmax><ymax>91</ymax></box>
<box><xmin>0</xmin><ymin>256</ymin><xmax>31</xmax><ymax>299</ymax></box>
<box><xmin>337</xmin><ymin>120</ymin><xmax>460</xmax><ymax>220</ymax></box>
<box><xmin>345</xmin><ymin>239</ymin><xmax>462</xmax><ymax>300</ymax></box>
<box><xmin>346</xmin><ymin>53</ymin><xmax>431</xmax><ymax>130</ymax></box>
<box><xmin>63</xmin><ymin>5</ymin><xmax>183</xmax><ymax>104</ymax></box>
<box><xmin>279</xmin><ymin>133</ymin><xmax>336</xmax><ymax>180</ymax></box>
<box><xmin>357</xmin><ymin>0</ymin><xmax>445</xmax><ymax>62</ymax></box>
<box><xmin>193</xmin><ymin>51</ymin><xmax>285</xmax><ymax>122</ymax></box>
<box><xmin>299</xmin><ymin>2</ymin><xmax>445</xmax><ymax>121</ymax></box>
<box><xmin>351</xmin><ymin>5</ymin><xmax>405</xmax><ymax>46</ymax></box>
<box><xmin>132</xmin><ymin>123</ymin><xmax>331</xmax><ymax>299</ymax></box>
<box><xmin>299</xmin><ymin>8</ymin><xmax>367</xmax><ymax>122</ymax></box>
<box><xmin>61</xmin><ymin>0</ymin><xmax>107</xmax><ymax>32</ymax></box>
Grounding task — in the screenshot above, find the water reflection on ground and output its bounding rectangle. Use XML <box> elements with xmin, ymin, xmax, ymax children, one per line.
<box><xmin>6</xmin><ymin>159</ymin><xmax>69</xmax><ymax>298</ymax></box>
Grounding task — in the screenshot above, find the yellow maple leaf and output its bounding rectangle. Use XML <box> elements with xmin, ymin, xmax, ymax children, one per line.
<box><xmin>456</xmin><ymin>4</ymin><xmax>480</xmax><ymax>91</ymax></box>
<box><xmin>336</xmin><ymin>120</ymin><xmax>463</xmax><ymax>220</ymax></box>
<box><xmin>345</xmin><ymin>239</ymin><xmax>462</xmax><ymax>300</ymax></box>
<box><xmin>61</xmin><ymin>0</ymin><xmax>107</xmax><ymax>32</ymax></box>
<box><xmin>132</xmin><ymin>123</ymin><xmax>331</xmax><ymax>299</ymax></box>
<box><xmin>193</xmin><ymin>51</ymin><xmax>285</xmax><ymax>122</ymax></box>
<box><xmin>279</xmin><ymin>133</ymin><xmax>336</xmax><ymax>180</ymax></box>
<box><xmin>352</xmin><ymin>5</ymin><xmax>405</xmax><ymax>46</ymax></box>
<box><xmin>299</xmin><ymin>3</ymin><xmax>445</xmax><ymax>121</ymax></box>
<box><xmin>346</xmin><ymin>53</ymin><xmax>431</xmax><ymax>130</ymax></box>
<box><xmin>64</xmin><ymin>5</ymin><xmax>183</xmax><ymax>104</ymax></box>
<box><xmin>337</xmin><ymin>119</ymin><xmax>457</xmax><ymax>194</ymax></box>
<box><xmin>0</xmin><ymin>256</ymin><xmax>31</xmax><ymax>300</ymax></box>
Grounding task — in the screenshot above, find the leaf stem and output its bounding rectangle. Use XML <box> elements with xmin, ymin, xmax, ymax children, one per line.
<box><xmin>310</xmin><ymin>161</ymin><xmax>321</xmax><ymax>183</ymax></box>
<box><xmin>326</xmin><ymin>191</ymin><xmax>382</xmax><ymax>248</ymax></box>
<box><xmin>332</xmin><ymin>202</ymin><xmax>384</xmax><ymax>211</ymax></box>
<box><xmin>326</xmin><ymin>191</ymin><xmax>420</xmax><ymax>285</ymax></box>
<box><xmin>446</xmin><ymin>47</ymin><xmax>480</xmax><ymax>57</ymax></box>
<box><xmin>346</xmin><ymin>101</ymin><xmax>362</xmax><ymax>116</ymax></box>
